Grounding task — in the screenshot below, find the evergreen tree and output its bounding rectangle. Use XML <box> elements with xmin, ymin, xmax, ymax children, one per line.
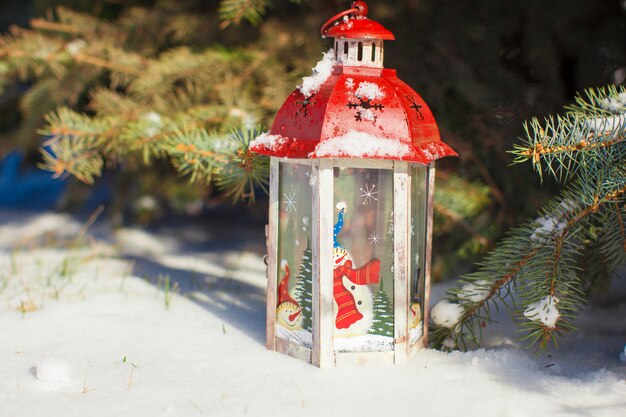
<box><xmin>369</xmin><ymin>281</ymin><xmax>394</xmax><ymax>338</ymax></box>
<box><xmin>0</xmin><ymin>2</ymin><xmax>307</xmax><ymax>205</ymax></box>
<box><xmin>431</xmin><ymin>85</ymin><xmax>626</xmax><ymax>351</ymax></box>
<box><xmin>292</xmin><ymin>245</ymin><xmax>313</xmax><ymax>332</ymax></box>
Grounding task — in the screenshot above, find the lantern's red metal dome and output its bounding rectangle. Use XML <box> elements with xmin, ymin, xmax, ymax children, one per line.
<box><xmin>250</xmin><ymin>2</ymin><xmax>457</xmax><ymax>164</ymax></box>
<box><xmin>324</xmin><ymin>16</ymin><xmax>395</xmax><ymax>40</ymax></box>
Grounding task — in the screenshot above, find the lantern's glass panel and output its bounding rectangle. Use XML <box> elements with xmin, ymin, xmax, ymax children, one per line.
<box><xmin>332</xmin><ymin>166</ymin><xmax>394</xmax><ymax>352</ymax></box>
<box><xmin>409</xmin><ymin>164</ymin><xmax>429</xmax><ymax>345</ymax></box>
<box><xmin>276</xmin><ymin>161</ymin><xmax>313</xmax><ymax>348</ymax></box>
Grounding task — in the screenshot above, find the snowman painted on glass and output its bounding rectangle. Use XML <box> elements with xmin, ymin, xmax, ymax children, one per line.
<box><xmin>275</xmin><ymin>259</ymin><xmax>304</xmax><ymax>330</ymax></box>
<box><xmin>332</xmin><ymin>201</ymin><xmax>381</xmax><ymax>337</ymax></box>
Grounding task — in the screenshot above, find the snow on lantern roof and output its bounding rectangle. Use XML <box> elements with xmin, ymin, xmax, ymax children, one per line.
<box><xmin>249</xmin><ymin>1</ymin><xmax>457</xmax><ymax>164</ymax></box>
<box><xmin>250</xmin><ymin>67</ymin><xmax>457</xmax><ymax>164</ymax></box>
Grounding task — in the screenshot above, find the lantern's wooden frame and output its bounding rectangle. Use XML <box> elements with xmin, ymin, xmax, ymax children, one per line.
<box><xmin>265</xmin><ymin>157</ymin><xmax>435</xmax><ymax>367</ymax></box>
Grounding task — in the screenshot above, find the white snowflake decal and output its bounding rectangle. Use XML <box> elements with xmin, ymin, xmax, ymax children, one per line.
<box><xmin>410</xmin><ymin>222</ymin><xmax>415</xmax><ymax>236</ymax></box>
<box><xmin>414</xmin><ymin>253</ymin><xmax>420</xmax><ymax>266</ymax></box>
<box><xmin>368</xmin><ymin>231</ymin><xmax>381</xmax><ymax>245</ymax></box>
<box><xmin>302</xmin><ymin>216</ymin><xmax>310</xmax><ymax>231</ymax></box>
<box><xmin>283</xmin><ymin>192</ymin><xmax>297</xmax><ymax>212</ymax></box>
<box><xmin>359</xmin><ymin>183</ymin><xmax>379</xmax><ymax>205</ymax></box>
<box><xmin>294</xmin><ymin>239</ymin><xmax>301</xmax><ymax>247</ymax></box>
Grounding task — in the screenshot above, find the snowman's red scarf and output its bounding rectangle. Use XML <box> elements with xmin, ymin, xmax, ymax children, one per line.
<box><xmin>333</xmin><ymin>259</ymin><xmax>381</xmax><ymax>329</ymax></box>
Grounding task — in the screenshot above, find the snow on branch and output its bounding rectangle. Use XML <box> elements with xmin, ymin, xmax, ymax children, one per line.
<box><xmin>431</xmin><ymin>85</ymin><xmax>626</xmax><ymax>352</ymax></box>
<box><xmin>523</xmin><ymin>296</ymin><xmax>561</xmax><ymax>329</ymax></box>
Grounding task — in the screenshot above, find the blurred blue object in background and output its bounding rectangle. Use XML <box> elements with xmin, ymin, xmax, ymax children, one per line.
<box><xmin>0</xmin><ymin>150</ymin><xmax>67</xmax><ymax>209</ymax></box>
<box><xmin>84</xmin><ymin>174</ymin><xmax>113</xmax><ymax>211</ymax></box>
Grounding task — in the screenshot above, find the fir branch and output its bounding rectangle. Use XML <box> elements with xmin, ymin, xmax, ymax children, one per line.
<box><xmin>29</xmin><ymin>19</ymin><xmax>83</xmax><ymax>36</ymax></box>
<box><xmin>511</xmin><ymin>86</ymin><xmax>626</xmax><ymax>183</ymax></box>
<box><xmin>53</xmin><ymin>6</ymin><xmax>120</xmax><ymax>39</ymax></box>
<box><xmin>514</xmin><ymin>130</ymin><xmax>624</xmax><ymax>164</ymax></box>
<box><xmin>40</xmin><ymin>139</ymin><xmax>103</xmax><ymax>184</ymax></box>
<box><xmin>71</xmin><ymin>51</ymin><xmax>142</xmax><ymax>76</ymax></box>
<box><xmin>163</xmin><ymin>126</ymin><xmax>269</xmax><ymax>203</ymax></box>
<box><xmin>435</xmin><ymin>181</ymin><xmax>625</xmax><ymax>350</ymax></box>
<box><xmin>40</xmin><ymin>107</ymin><xmax>117</xmax><ymax>142</ymax></box>
<box><xmin>433</xmin><ymin>85</ymin><xmax>626</xmax><ymax>351</ymax></box>
<box><xmin>0</xmin><ymin>35</ymin><xmax>143</xmax><ymax>76</ymax></box>
<box><xmin>215</xmin><ymin>126</ymin><xmax>270</xmax><ymax>203</ymax></box>
<box><xmin>615</xmin><ymin>202</ymin><xmax>626</xmax><ymax>253</ymax></box>
<box><xmin>218</xmin><ymin>0</ymin><xmax>270</xmax><ymax>28</ymax></box>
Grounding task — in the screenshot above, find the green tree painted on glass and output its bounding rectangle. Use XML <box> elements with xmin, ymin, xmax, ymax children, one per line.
<box><xmin>369</xmin><ymin>281</ymin><xmax>394</xmax><ymax>338</ymax></box>
<box><xmin>293</xmin><ymin>245</ymin><xmax>313</xmax><ymax>332</ymax></box>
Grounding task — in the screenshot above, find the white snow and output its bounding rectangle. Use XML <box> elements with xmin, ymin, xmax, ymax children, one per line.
<box><xmin>531</xmin><ymin>215</ymin><xmax>567</xmax><ymax>242</ymax></box>
<box><xmin>34</xmin><ymin>358</ymin><xmax>72</xmax><ymax>389</ymax></box>
<box><xmin>442</xmin><ymin>337</ymin><xmax>456</xmax><ymax>349</ymax></box>
<box><xmin>354</xmin><ymin>81</ymin><xmax>385</xmax><ymax>101</ymax></box>
<box><xmin>524</xmin><ymin>295</ymin><xmax>561</xmax><ymax>329</ymax></box>
<box><xmin>311</xmin><ymin>130</ymin><xmax>411</xmax><ymax>158</ymax></box>
<box><xmin>228</xmin><ymin>108</ymin><xmax>256</xmax><ymax>129</ymax></box>
<box><xmin>64</xmin><ymin>39</ymin><xmax>87</xmax><ymax>56</ymax></box>
<box><xmin>430</xmin><ymin>299</ymin><xmax>464</xmax><ymax>328</ymax></box>
<box><xmin>341</xmin><ymin>15</ymin><xmax>354</xmax><ymax>30</ymax></box>
<box><xmin>298</xmin><ymin>49</ymin><xmax>336</xmax><ymax>97</ymax></box>
<box><xmin>249</xmin><ymin>131</ymin><xmax>285</xmax><ymax>152</ymax></box>
<box><xmin>421</xmin><ymin>142</ymin><xmax>448</xmax><ymax>160</ymax></box>
<box><xmin>585</xmin><ymin>113</ymin><xmax>626</xmax><ymax>131</ymax></box>
<box><xmin>530</xmin><ymin>200</ymin><xmax>577</xmax><ymax>243</ymax></box>
<box><xmin>143</xmin><ymin>111</ymin><xmax>161</xmax><ymax>125</ymax></box>
<box><xmin>141</xmin><ymin>112</ymin><xmax>163</xmax><ymax>136</ymax></box>
<box><xmin>458</xmin><ymin>280</ymin><xmax>491</xmax><ymax>304</ymax></box>
<box><xmin>115</xmin><ymin>227</ymin><xmax>178</xmax><ymax>256</ymax></box>
<box><xmin>600</xmin><ymin>97</ymin><xmax>626</xmax><ymax>112</ymax></box>
<box><xmin>133</xmin><ymin>195</ymin><xmax>158</xmax><ymax>212</ymax></box>
<box><xmin>1</xmin><ymin>210</ymin><xmax>625</xmax><ymax>417</ymax></box>
<box><xmin>0</xmin><ymin>212</ymin><xmax>82</xmax><ymax>247</ymax></box>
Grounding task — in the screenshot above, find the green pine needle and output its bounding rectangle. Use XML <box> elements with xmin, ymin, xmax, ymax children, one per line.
<box><xmin>434</xmin><ymin>85</ymin><xmax>625</xmax><ymax>352</ymax></box>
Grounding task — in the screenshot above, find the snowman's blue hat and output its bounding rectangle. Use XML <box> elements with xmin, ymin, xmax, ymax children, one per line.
<box><xmin>333</xmin><ymin>202</ymin><xmax>347</xmax><ymax>248</ymax></box>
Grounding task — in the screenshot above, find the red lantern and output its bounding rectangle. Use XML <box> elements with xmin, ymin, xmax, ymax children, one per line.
<box><xmin>252</xmin><ymin>1</ymin><xmax>457</xmax><ymax>367</ymax></box>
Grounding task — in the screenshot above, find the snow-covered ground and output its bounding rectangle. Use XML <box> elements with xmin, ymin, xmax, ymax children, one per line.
<box><xmin>0</xmin><ymin>210</ymin><xmax>625</xmax><ymax>417</ymax></box>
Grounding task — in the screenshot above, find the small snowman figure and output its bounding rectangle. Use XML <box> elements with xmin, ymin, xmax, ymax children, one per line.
<box><xmin>332</xmin><ymin>202</ymin><xmax>381</xmax><ymax>337</ymax></box>
<box><xmin>276</xmin><ymin>260</ymin><xmax>303</xmax><ymax>330</ymax></box>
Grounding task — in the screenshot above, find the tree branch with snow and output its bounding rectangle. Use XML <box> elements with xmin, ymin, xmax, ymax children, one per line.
<box><xmin>431</xmin><ymin>85</ymin><xmax>626</xmax><ymax>351</ymax></box>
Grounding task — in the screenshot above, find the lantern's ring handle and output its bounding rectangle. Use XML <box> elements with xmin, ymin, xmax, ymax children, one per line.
<box><xmin>320</xmin><ymin>1</ymin><xmax>368</xmax><ymax>36</ymax></box>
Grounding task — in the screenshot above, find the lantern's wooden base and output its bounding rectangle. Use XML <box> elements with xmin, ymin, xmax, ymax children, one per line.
<box><xmin>275</xmin><ymin>337</ymin><xmax>311</xmax><ymax>363</ymax></box>
<box><xmin>271</xmin><ymin>335</ymin><xmax>428</xmax><ymax>367</ymax></box>
<box><xmin>335</xmin><ymin>350</ymin><xmax>394</xmax><ymax>366</ymax></box>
